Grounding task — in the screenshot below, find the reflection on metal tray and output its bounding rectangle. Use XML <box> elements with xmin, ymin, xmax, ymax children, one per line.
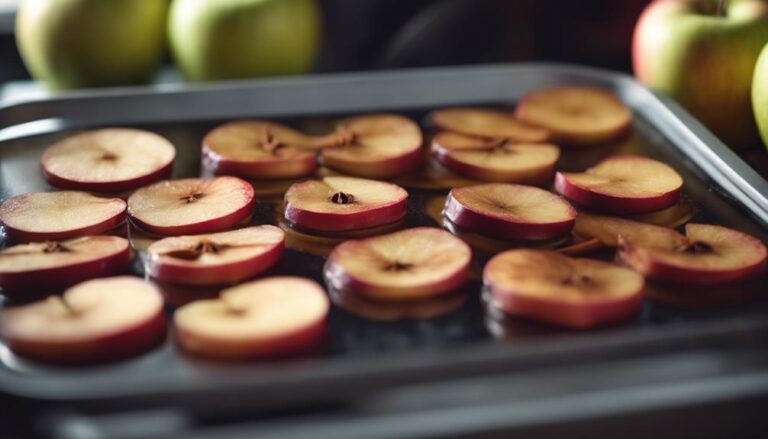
<box><xmin>0</xmin><ymin>64</ymin><xmax>767</xmax><ymax>417</ymax></box>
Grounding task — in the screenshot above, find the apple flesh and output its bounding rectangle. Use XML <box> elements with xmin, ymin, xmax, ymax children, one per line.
<box><xmin>202</xmin><ymin>121</ymin><xmax>318</xmax><ymax>180</ymax></box>
<box><xmin>127</xmin><ymin>176</ymin><xmax>255</xmax><ymax>236</ymax></box>
<box><xmin>429</xmin><ymin>107</ymin><xmax>549</xmax><ymax>142</ymax></box>
<box><xmin>284</xmin><ymin>176</ymin><xmax>408</xmax><ymax>232</ymax></box>
<box><xmin>324</xmin><ymin>227</ymin><xmax>471</xmax><ymax>301</ymax></box>
<box><xmin>555</xmin><ymin>155</ymin><xmax>683</xmax><ymax>214</ymax></box>
<box><xmin>515</xmin><ymin>85</ymin><xmax>632</xmax><ymax>146</ymax></box>
<box><xmin>41</xmin><ymin>129</ymin><xmax>175</xmax><ymax>193</ymax></box>
<box><xmin>0</xmin><ymin>191</ymin><xmax>126</xmax><ymax>242</ymax></box>
<box><xmin>618</xmin><ymin>223</ymin><xmax>767</xmax><ymax>285</ymax></box>
<box><xmin>431</xmin><ymin>132</ymin><xmax>560</xmax><ymax>185</ymax></box>
<box><xmin>573</xmin><ymin>212</ymin><xmax>683</xmax><ymax>248</ymax></box>
<box><xmin>1</xmin><ymin>276</ymin><xmax>165</xmax><ymax>364</ymax></box>
<box><xmin>484</xmin><ymin>249</ymin><xmax>644</xmax><ymax>329</ymax></box>
<box><xmin>146</xmin><ymin>225</ymin><xmax>285</xmax><ymax>286</ymax></box>
<box><xmin>174</xmin><ymin>276</ymin><xmax>329</xmax><ymax>360</ymax></box>
<box><xmin>0</xmin><ymin>236</ymin><xmax>132</xmax><ymax>293</ymax></box>
<box><xmin>319</xmin><ymin>114</ymin><xmax>423</xmax><ymax>178</ymax></box>
<box><xmin>444</xmin><ymin>183</ymin><xmax>576</xmax><ymax>241</ymax></box>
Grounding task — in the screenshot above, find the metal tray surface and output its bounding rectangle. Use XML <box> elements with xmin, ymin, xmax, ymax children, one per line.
<box><xmin>0</xmin><ymin>63</ymin><xmax>767</xmax><ymax>411</ymax></box>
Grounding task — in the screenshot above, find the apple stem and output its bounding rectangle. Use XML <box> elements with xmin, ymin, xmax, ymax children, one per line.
<box><xmin>717</xmin><ymin>0</ymin><xmax>727</xmax><ymax>17</ymax></box>
<box><xmin>56</xmin><ymin>295</ymin><xmax>78</xmax><ymax>316</ymax></box>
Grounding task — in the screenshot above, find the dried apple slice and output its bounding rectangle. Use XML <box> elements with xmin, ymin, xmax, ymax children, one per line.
<box><xmin>41</xmin><ymin>129</ymin><xmax>175</xmax><ymax>192</ymax></box>
<box><xmin>127</xmin><ymin>177</ymin><xmax>254</xmax><ymax>236</ymax></box>
<box><xmin>515</xmin><ymin>85</ymin><xmax>632</xmax><ymax>146</ymax></box>
<box><xmin>146</xmin><ymin>225</ymin><xmax>285</xmax><ymax>286</ymax></box>
<box><xmin>324</xmin><ymin>227</ymin><xmax>471</xmax><ymax>301</ymax></box>
<box><xmin>430</xmin><ymin>107</ymin><xmax>549</xmax><ymax>142</ymax></box>
<box><xmin>431</xmin><ymin>132</ymin><xmax>560</xmax><ymax>184</ymax></box>
<box><xmin>284</xmin><ymin>176</ymin><xmax>408</xmax><ymax>232</ymax></box>
<box><xmin>555</xmin><ymin>155</ymin><xmax>683</xmax><ymax>214</ymax></box>
<box><xmin>484</xmin><ymin>249</ymin><xmax>644</xmax><ymax>329</ymax></box>
<box><xmin>573</xmin><ymin>212</ymin><xmax>683</xmax><ymax>247</ymax></box>
<box><xmin>202</xmin><ymin>121</ymin><xmax>317</xmax><ymax>180</ymax></box>
<box><xmin>0</xmin><ymin>191</ymin><xmax>127</xmax><ymax>242</ymax></box>
<box><xmin>319</xmin><ymin>114</ymin><xmax>423</xmax><ymax>178</ymax></box>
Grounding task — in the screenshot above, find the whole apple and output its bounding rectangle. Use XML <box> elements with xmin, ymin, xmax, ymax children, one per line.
<box><xmin>633</xmin><ymin>0</ymin><xmax>768</xmax><ymax>148</ymax></box>
<box><xmin>16</xmin><ymin>0</ymin><xmax>168</xmax><ymax>90</ymax></box>
<box><xmin>168</xmin><ymin>0</ymin><xmax>322</xmax><ymax>81</ymax></box>
<box><xmin>752</xmin><ymin>41</ymin><xmax>768</xmax><ymax>149</ymax></box>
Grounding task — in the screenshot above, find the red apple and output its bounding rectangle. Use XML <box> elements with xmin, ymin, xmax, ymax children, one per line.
<box><xmin>429</xmin><ymin>107</ymin><xmax>549</xmax><ymax>142</ymax></box>
<box><xmin>41</xmin><ymin>129</ymin><xmax>175</xmax><ymax>192</ymax></box>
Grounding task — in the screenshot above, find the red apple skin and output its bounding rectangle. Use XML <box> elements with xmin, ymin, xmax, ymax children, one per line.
<box><xmin>2</xmin><ymin>211</ymin><xmax>127</xmax><ymax>243</ymax></box>
<box><xmin>201</xmin><ymin>146</ymin><xmax>317</xmax><ymax>180</ymax></box>
<box><xmin>284</xmin><ymin>197</ymin><xmax>407</xmax><ymax>233</ymax></box>
<box><xmin>146</xmin><ymin>241</ymin><xmax>284</xmax><ymax>286</ymax></box>
<box><xmin>0</xmin><ymin>239</ymin><xmax>132</xmax><ymax>293</ymax></box>
<box><xmin>41</xmin><ymin>161</ymin><xmax>174</xmax><ymax>193</ymax></box>
<box><xmin>4</xmin><ymin>311</ymin><xmax>166</xmax><ymax>365</ymax></box>
<box><xmin>554</xmin><ymin>172</ymin><xmax>681</xmax><ymax>215</ymax></box>
<box><xmin>443</xmin><ymin>189</ymin><xmax>575</xmax><ymax>241</ymax></box>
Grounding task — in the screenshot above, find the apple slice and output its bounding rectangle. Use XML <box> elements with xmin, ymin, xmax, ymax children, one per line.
<box><xmin>202</xmin><ymin>121</ymin><xmax>318</xmax><ymax>180</ymax></box>
<box><xmin>484</xmin><ymin>249</ymin><xmax>644</xmax><ymax>329</ymax></box>
<box><xmin>431</xmin><ymin>132</ymin><xmax>560</xmax><ymax>184</ymax></box>
<box><xmin>174</xmin><ymin>277</ymin><xmax>329</xmax><ymax>360</ymax></box>
<box><xmin>444</xmin><ymin>184</ymin><xmax>576</xmax><ymax>241</ymax></box>
<box><xmin>618</xmin><ymin>223</ymin><xmax>767</xmax><ymax>285</ymax></box>
<box><xmin>0</xmin><ymin>236</ymin><xmax>132</xmax><ymax>293</ymax></box>
<box><xmin>429</xmin><ymin>107</ymin><xmax>549</xmax><ymax>142</ymax></box>
<box><xmin>146</xmin><ymin>225</ymin><xmax>285</xmax><ymax>286</ymax></box>
<box><xmin>1</xmin><ymin>276</ymin><xmax>165</xmax><ymax>364</ymax></box>
<box><xmin>324</xmin><ymin>227</ymin><xmax>471</xmax><ymax>301</ymax></box>
<box><xmin>573</xmin><ymin>212</ymin><xmax>683</xmax><ymax>248</ymax></box>
<box><xmin>41</xmin><ymin>129</ymin><xmax>175</xmax><ymax>192</ymax></box>
<box><xmin>0</xmin><ymin>191</ymin><xmax>127</xmax><ymax>242</ymax></box>
<box><xmin>319</xmin><ymin>114</ymin><xmax>423</xmax><ymax>178</ymax></box>
<box><xmin>284</xmin><ymin>176</ymin><xmax>408</xmax><ymax>232</ymax></box>
<box><xmin>555</xmin><ymin>155</ymin><xmax>683</xmax><ymax>214</ymax></box>
<box><xmin>329</xmin><ymin>287</ymin><xmax>467</xmax><ymax>321</ymax></box>
<box><xmin>127</xmin><ymin>176</ymin><xmax>254</xmax><ymax>236</ymax></box>
<box><xmin>515</xmin><ymin>86</ymin><xmax>632</xmax><ymax>146</ymax></box>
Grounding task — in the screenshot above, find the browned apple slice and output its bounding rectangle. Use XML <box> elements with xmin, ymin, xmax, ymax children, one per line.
<box><xmin>127</xmin><ymin>177</ymin><xmax>254</xmax><ymax>236</ymax></box>
<box><xmin>319</xmin><ymin>114</ymin><xmax>423</xmax><ymax>178</ymax></box>
<box><xmin>430</xmin><ymin>107</ymin><xmax>550</xmax><ymax>142</ymax></box>
<box><xmin>0</xmin><ymin>191</ymin><xmax>126</xmax><ymax>242</ymax></box>
<box><xmin>484</xmin><ymin>249</ymin><xmax>644</xmax><ymax>329</ymax></box>
<box><xmin>146</xmin><ymin>225</ymin><xmax>285</xmax><ymax>286</ymax></box>
<box><xmin>573</xmin><ymin>212</ymin><xmax>683</xmax><ymax>247</ymax></box>
<box><xmin>515</xmin><ymin>86</ymin><xmax>632</xmax><ymax>146</ymax></box>
<box><xmin>284</xmin><ymin>176</ymin><xmax>408</xmax><ymax>232</ymax></box>
<box><xmin>324</xmin><ymin>227</ymin><xmax>471</xmax><ymax>301</ymax></box>
<box><xmin>618</xmin><ymin>224</ymin><xmax>767</xmax><ymax>285</ymax></box>
<box><xmin>431</xmin><ymin>132</ymin><xmax>560</xmax><ymax>185</ymax></box>
<box><xmin>555</xmin><ymin>155</ymin><xmax>683</xmax><ymax>214</ymax></box>
<box><xmin>41</xmin><ymin>129</ymin><xmax>175</xmax><ymax>192</ymax></box>
<box><xmin>202</xmin><ymin>121</ymin><xmax>317</xmax><ymax>180</ymax></box>
<box><xmin>0</xmin><ymin>277</ymin><xmax>165</xmax><ymax>364</ymax></box>
<box><xmin>174</xmin><ymin>277</ymin><xmax>329</xmax><ymax>360</ymax></box>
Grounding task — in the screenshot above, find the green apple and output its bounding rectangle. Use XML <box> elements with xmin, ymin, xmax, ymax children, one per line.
<box><xmin>16</xmin><ymin>0</ymin><xmax>168</xmax><ymax>90</ymax></box>
<box><xmin>168</xmin><ymin>0</ymin><xmax>322</xmax><ymax>81</ymax></box>
<box><xmin>752</xmin><ymin>41</ymin><xmax>768</xmax><ymax>149</ymax></box>
<box><xmin>633</xmin><ymin>0</ymin><xmax>768</xmax><ymax>148</ymax></box>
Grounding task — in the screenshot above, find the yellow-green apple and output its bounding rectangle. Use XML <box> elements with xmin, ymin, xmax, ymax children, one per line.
<box><xmin>752</xmin><ymin>40</ymin><xmax>768</xmax><ymax>149</ymax></box>
<box><xmin>168</xmin><ymin>0</ymin><xmax>322</xmax><ymax>81</ymax></box>
<box><xmin>15</xmin><ymin>0</ymin><xmax>168</xmax><ymax>89</ymax></box>
<box><xmin>633</xmin><ymin>0</ymin><xmax>768</xmax><ymax>147</ymax></box>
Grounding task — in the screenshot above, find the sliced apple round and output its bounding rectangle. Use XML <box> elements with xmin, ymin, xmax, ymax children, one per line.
<box><xmin>0</xmin><ymin>236</ymin><xmax>132</xmax><ymax>293</ymax></box>
<box><xmin>146</xmin><ymin>225</ymin><xmax>284</xmax><ymax>286</ymax></box>
<box><xmin>618</xmin><ymin>223</ymin><xmax>767</xmax><ymax>285</ymax></box>
<box><xmin>555</xmin><ymin>155</ymin><xmax>683</xmax><ymax>214</ymax></box>
<box><xmin>284</xmin><ymin>176</ymin><xmax>408</xmax><ymax>232</ymax></box>
<box><xmin>324</xmin><ymin>227</ymin><xmax>471</xmax><ymax>301</ymax></box>
<box><xmin>515</xmin><ymin>85</ymin><xmax>632</xmax><ymax>146</ymax></box>
<box><xmin>319</xmin><ymin>114</ymin><xmax>423</xmax><ymax>179</ymax></box>
<box><xmin>127</xmin><ymin>176</ymin><xmax>254</xmax><ymax>236</ymax></box>
<box><xmin>41</xmin><ymin>129</ymin><xmax>175</xmax><ymax>192</ymax></box>
<box><xmin>431</xmin><ymin>132</ymin><xmax>560</xmax><ymax>185</ymax></box>
<box><xmin>444</xmin><ymin>184</ymin><xmax>576</xmax><ymax>241</ymax></box>
<box><xmin>1</xmin><ymin>276</ymin><xmax>165</xmax><ymax>364</ymax></box>
<box><xmin>202</xmin><ymin>120</ymin><xmax>317</xmax><ymax>180</ymax></box>
<box><xmin>0</xmin><ymin>191</ymin><xmax>127</xmax><ymax>242</ymax></box>
<box><xmin>484</xmin><ymin>249</ymin><xmax>644</xmax><ymax>329</ymax></box>
<box><xmin>429</xmin><ymin>107</ymin><xmax>549</xmax><ymax>142</ymax></box>
<box><xmin>174</xmin><ymin>277</ymin><xmax>329</xmax><ymax>360</ymax></box>
<box><xmin>573</xmin><ymin>212</ymin><xmax>683</xmax><ymax>248</ymax></box>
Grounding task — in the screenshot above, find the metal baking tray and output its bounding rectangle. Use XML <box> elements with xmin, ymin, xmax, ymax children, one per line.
<box><xmin>1</xmin><ymin>63</ymin><xmax>768</xmax><ymax>418</ymax></box>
